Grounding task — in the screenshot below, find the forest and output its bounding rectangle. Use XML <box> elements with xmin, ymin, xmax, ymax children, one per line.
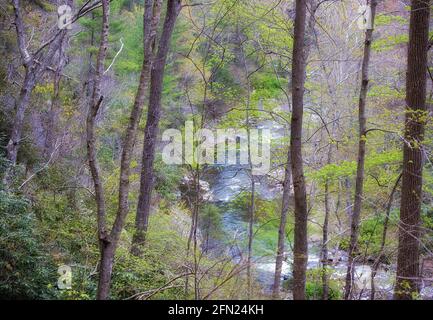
<box><xmin>0</xmin><ymin>0</ymin><xmax>432</xmax><ymax>301</ymax></box>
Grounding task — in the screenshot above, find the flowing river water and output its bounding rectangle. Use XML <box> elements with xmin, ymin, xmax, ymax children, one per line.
<box><xmin>200</xmin><ymin>120</ymin><xmax>433</xmax><ymax>299</ymax></box>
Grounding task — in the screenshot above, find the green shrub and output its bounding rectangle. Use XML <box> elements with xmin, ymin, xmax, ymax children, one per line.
<box><xmin>0</xmin><ymin>191</ymin><xmax>58</xmax><ymax>299</ymax></box>
<box><xmin>305</xmin><ymin>267</ymin><xmax>342</xmax><ymax>300</ymax></box>
<box><xmin>340</xmin><ymin>214</ymin><xmax>397</xmax><ymax>261</ymax></box>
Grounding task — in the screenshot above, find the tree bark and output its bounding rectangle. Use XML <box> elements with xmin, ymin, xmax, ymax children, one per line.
<box><xmin>290</xmin><ymin>0</ymin><xmax>309</xmax><ymax>300</ymax></box>
<box><xmin>247</xmin><ymin>178</ymin><xmax>255</xmax><ymax>299</ymax></box>
<box><xmin>272</xmin><ymin>150</ymin><xmax>292</xmax><ymax>298</ymax></box>
<box><xmin>6</xmin><ymin>70</ymin><xmax>36</xmax><ymax>165</ymax></box>
<box><xmin>321</xmin><ymin>146</ymin><xmax>332</xmax><ymax>300</ymax></box>
<box><xmin>133</xmin><ymin>0</ymin><xmax>182</xmax><ymax>250</ymax></box>
<box><xmin>85</xmin><ymin>0</ymin><xmax>110</xmax><ymax>300</ymax></box>
<box><xmin>394</xmin><ymin>0</ymin><xmax>430</xmax><ymax>300</ymax></box>
<box><xmin>344</xmin><ymin>178</ymin><xmax>353</xmax><ymax>222</ymax></box>
<box><xmin>87</xmin><ymin>0</ymin><xmax>168</xmax><ymax>299</ymax></box>
<box><xmin>125</xmin><ymin>0</ymin><xmax>162</xmax><ymax>257</ymax></box>
<box><xmin>272</xmin><ymin>150</ymin><xmax>292</xmax><ymax>299</ymax></box>
<box><xmin>344</xmin><ymin>0</ymin><xmax>377</xmax><ymax>300</ymax></box>
<box><xmin>7</xmin><ymin>0</ymin><xmax>38</xmax><ymax>165</ymax></box>
<box><xmin>44</xmin><ymin>42</ymin><xmax>66</xmax><ymax>158</ymax></box>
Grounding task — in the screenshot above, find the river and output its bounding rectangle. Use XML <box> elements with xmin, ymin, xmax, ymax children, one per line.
<box><xmin>200</xmin><ymin>120</ymin><xmax>433</xmax><ymax>300</ymax></box>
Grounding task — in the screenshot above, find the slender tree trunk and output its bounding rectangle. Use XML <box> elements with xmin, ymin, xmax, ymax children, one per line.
<box><xmin>370</xmin><ymin>173</ymin><xmax>402</xmax><ymax>300</ymax></box>
<box><xmin>133</xmin><ymin>0</ymin><xmax>182</xmax><ymax>249</ymax></box>
<box><xmin>238</xmin><ymin>33</ymin><xmax>256</xmax><ymax>300</ymax></box>
<box><xmin>344</xmin><ymin>0</ymin><xmax>377</xmax><ymax>300</ymax></box>
<box><xmin>127</xmin><ymin>0</ymin><xmax>163</xmax><ymax>257</ymax></box>
<box><xmin>6</xmin><ymin>70</ymin><xmax>36</xmax><ymax>165</ymax></box>
<box><xmin>185</xmin><ymin>166</ymin><xmax>200</xmax><ymax>298</ymax></box>
<box><xmin>290</xmin><ymin>0</ymin><xmax>309</xmax><ymax>300</ymax></box>
<box><xmin>394</xmin><ymin>0</ymin><xmax>430</xmax><ymax>300</ymax></box>
<box><xmin>44</xmin><ymin>43</ymin><xmax>65</xmax><ymax>158</ymax></box>
<box><xmin>272</xmin><ymin>150</ymin><xmax>292</xmax><ymax>298</ymax></box>
<box><xmin>344</xmin><ymin>178</ymin><xmax>353</xmax><ymax>222</ymax></box>
<box><xmin>321</xmin><ymin>146</ymin><xmax>333</xmax><ymax>300</ymax></box>
<box><xmin>44</xmin><ymin>71</ymin><xmax>61</xmax><ymax>157</ymax></box>
<box><xmin>6</xmin><ymin>0</ymin><xmax>34</xmax><ymax>166</ymax></box>
<box><xmin>85</xmin><ymin>0</ymin><xmax>110</xmax><ymax>300</ymax></box>
<box><xmin>334</xmin><ymin>180</ymin><xmax>342</xmax><ymax>230</ymax></box>
<box><xmin>247</xmin><ymin>178</ymin><xmax>255</xmax><ymax>299</ymax></box>
<box><xmin>97</xmin><ymin>241</ymin><xmax>116</xmax><ymax>300</ymax></box>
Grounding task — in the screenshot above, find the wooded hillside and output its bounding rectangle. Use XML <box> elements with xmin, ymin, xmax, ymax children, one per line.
<box><xmin>0</xmin><ymin>0</ymin><xmax>432</xmax><ymax>300</ymax></box>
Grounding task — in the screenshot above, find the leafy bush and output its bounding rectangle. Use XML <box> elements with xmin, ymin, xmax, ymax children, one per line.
<box><xmin>305</xmin><ymin>268</ymin><xmax>342</xmax><ymax>300</ymax></box>
<box><xmin>154</xmin><ymin>155</ymin><xmax>183</xmax><ymax>202</ymax></box>
<box><xmin>0</xmin><ymin>191</ymin><xmax>58</xmax><ymax>299</ymax></box>
<box><xmin>199</xmin><ymin>204</ymin><xmax>223</xmax><ymax>244</ymax></box>
<box><xmin>339</xmin><ymin>214</ymin><xmax>397</xmax><ymax>262</ymax></box>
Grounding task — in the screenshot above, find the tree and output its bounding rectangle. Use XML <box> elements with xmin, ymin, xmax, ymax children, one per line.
<box><xmin>6</xmin><ymin>0</ymin><xmax>69</xmax><ymax>172</ymax></box>
<box><xmin>289</xmin><ymin>0</ymin><xmax>309</xmax><ymax>300</ymax></box>
<box><xmin>394</xmin><ymin>0</ymin><xmax>430</xmax><ymax>300</ymax></box>
<box><xmin>133</xmin><ymin>0</ymin><xmax>183</xmax><ymax>250</ymax></box>
<box><xmin>128</xmin><ymin>0</ymin><xmax>163</xmax><ymax>256</ymax></box>
<box><xmin>5</xmin><ymin>0</ymin><xmax>98</xmax><ymax>172</ymax></box>
<box><xmin>344</xmin><ymin>0</ymin><xmax>377</xmax><ymax>300</ymax></box>
<box><xmin>86</xmin><ymin>0</ymin><xmax>168</xmax><ymax>299</ymax></box>
<box><xmin>86</xmin><ymin>0</ymin><xmax>111</xmax><ymax>300</ymax></box>
<box><xmin>272</xmin><ymin>151</ymin><xmax>291</xmax><ymax>298</ymax></box>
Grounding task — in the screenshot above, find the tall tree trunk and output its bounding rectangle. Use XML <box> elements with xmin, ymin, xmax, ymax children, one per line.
<box><xmin>127</xmin><ymin>0</ymin><xmax>163</xmax><ymax>257</ymax></box>
<box><xmin>87</xmin><ymin>0</ymin><xmax>166</xmax><ymax>299</ymax></box>
<box><xmin>6</xmin><ymin>0</ymin><xmax>37</xmax><ymax>168</ymax></box>
<box><xmin>6</xmin><ymin>70</ymin><xmax>36</xmax><ymax>165</ymax></box>
<box><xmin>238</xmin><ymin>33</ymin><xmax>256</xmax><ymax>300</ymax></box>
<box><xmin>272</xmin><ymin>150</ymin><xmax>292</xmax><ymax>299</ymax></box>
<box><xmin>344</xmin><ymin>0</ymin><xmax>377</xmax><ymax>300</ymax></box>
<box><xmin>85</xmin><ymin>0</ymin><xmax>110</xmax><ymax>300</ymax></box>
<box><xmin>6</xmin><ymin>0</ymin><xmax>34</xmax><ymax>166</ymax></box>
<box><xmin>344</xmin><ymin>178</ymin><xmax>353</xmax><ymax>222</ymax></box>
<box><xmin>44</xmin><ymin>42</ymin><xmax>66</xmax><ymax>158</ymax></box>
<box><xmin>290</xmin><ymin>0</ymin><xmax>309</xmax><ymax>300</ymax></box>
<box><xmin>321</xmin><ymin>146</ymin><xmax>333</xmax><ymax>300</ymax></box>
<box><xmin>394</xmin><ymin>0</ymin><xmax>430</xmax><ymax>300</ymax></box>
<box><xmin>247</xmin><ymin>178</ymin><xmax>255</xmax><ymax>299</ymax></box>
<box><xmin>185</xmin><ymin>166</ymin><xmax>201</xmax><ymax>298</ymax></box>
<box><xmin>133</xmin><ymin>0</ymin><xmax>182</xmax><ymax>250</ymax></box>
